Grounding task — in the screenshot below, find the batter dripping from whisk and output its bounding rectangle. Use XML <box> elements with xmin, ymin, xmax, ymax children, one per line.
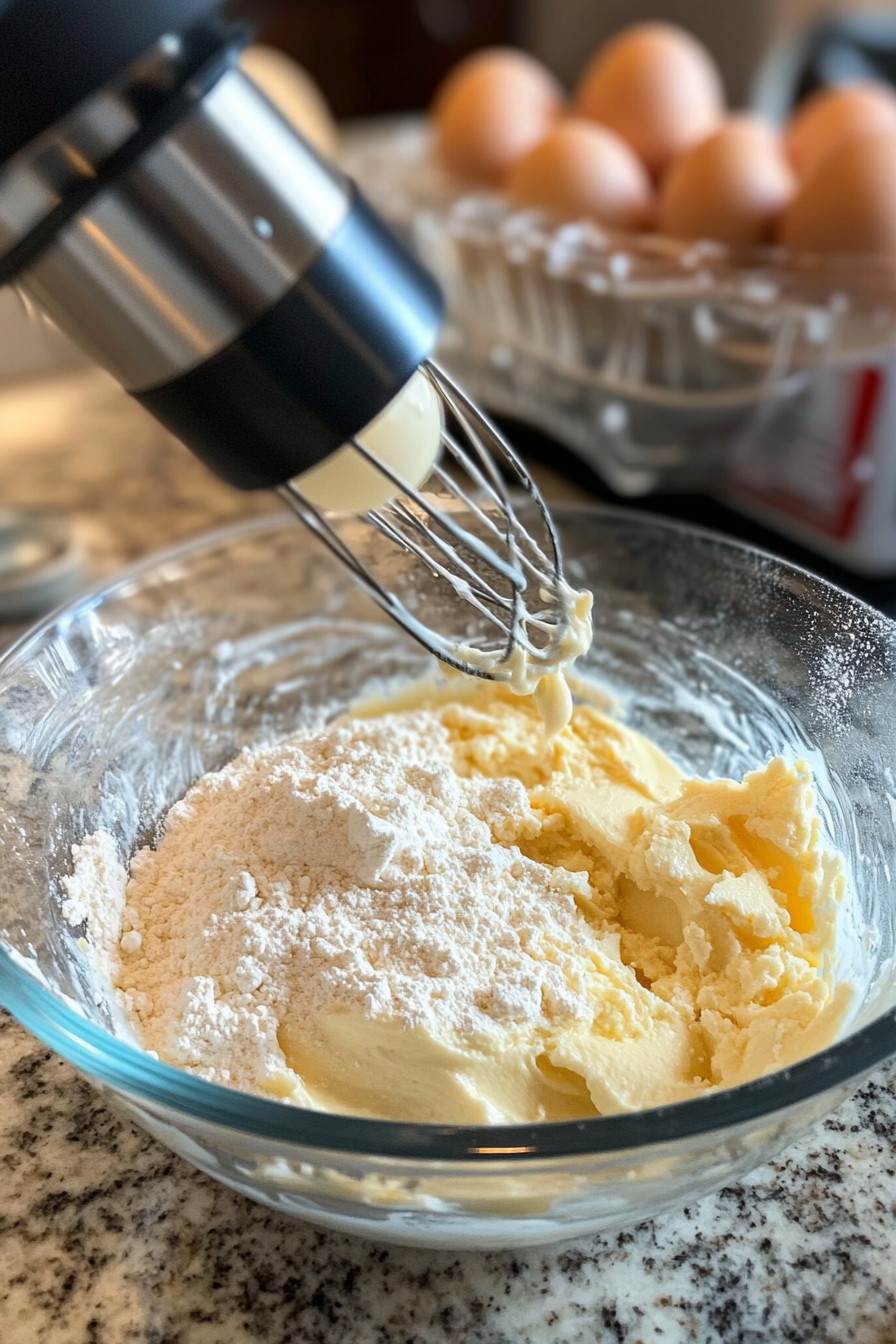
<box><xmin>282</xmin><ymin>361</ymin><xmax>594</xmax><ymax>734</ymax></box>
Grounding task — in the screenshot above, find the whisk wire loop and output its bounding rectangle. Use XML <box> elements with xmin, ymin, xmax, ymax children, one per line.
<box><xmin>373</xmin><ymin>497</ymin><xmax>515</xmax><ymax>611</ymax></box>
<box><xmin>278</xmin><ymin>360</ymin><xmax>575</xmax><ymax>679</ymax></box>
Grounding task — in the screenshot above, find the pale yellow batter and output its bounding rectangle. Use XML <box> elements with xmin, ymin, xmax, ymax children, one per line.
<box><xmin>67</xmin><ymin>677</ymin><xmax>853</xmax><ymax>1125</ymax></box>
<box><xmin>331</xmin><ymin>682</ymin><xmax>852</xmax><ymax>1119</ymax></box>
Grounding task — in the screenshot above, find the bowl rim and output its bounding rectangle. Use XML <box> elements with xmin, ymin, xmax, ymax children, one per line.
<box><xmin>1</xmin><ymin>505</ymin><xmax>895</xmax><ymax>1163</ymax></box>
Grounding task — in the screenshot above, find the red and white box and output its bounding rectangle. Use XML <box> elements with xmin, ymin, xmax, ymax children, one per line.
<box><xmin>724</xmin><ymin>362</ymin><xmax>896</xmax><ymax>576</ymax></box>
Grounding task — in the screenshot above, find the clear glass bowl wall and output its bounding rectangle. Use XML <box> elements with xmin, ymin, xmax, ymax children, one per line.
<box><xmin>340</xmin><ymin>120</ymin><xmax>896</xmax><ymax>495</ymax></box>
<box><xmin>1</xmin><ymin>509</ymin><xmax>895</xmax><ymax>1250</ymax></box>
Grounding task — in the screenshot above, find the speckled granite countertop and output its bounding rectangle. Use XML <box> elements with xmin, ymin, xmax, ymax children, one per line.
<box><xmin>1</xmin><ymin>370</ymin><xmax>895</xmax><ymax>1344</ymax></box>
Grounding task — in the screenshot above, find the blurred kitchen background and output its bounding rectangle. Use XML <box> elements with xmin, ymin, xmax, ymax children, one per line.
<box><xmin>10</xmin><ymin>0</ymin><xmax>896</xmax><ymax>381</ymax></box>
<box><xmin>257</xmin><ymin>0</ymin><xmax>896</xmax><ymax>113</ymax></box>
<box><xmin>7</xmin><ymin>0</ymin><xmax>896</xmax><ymax>613</ymax></box>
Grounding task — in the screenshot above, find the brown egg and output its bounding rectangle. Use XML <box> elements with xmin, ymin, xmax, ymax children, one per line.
<box><xmin>432</xmin><ymin>47</ymin><xmax>564</xmax><ymax>184</ymax></box>
<box><xmin>786</xmin><ymin>82</ymin><xmax>896</xmax><ymax>179</ymax></box>
<box><xmin>657</xmin><ymin>116</ymin><xmax>795</xmax><ymax>247</ymax></box>
<box><xmin>779</xmin><ymin>130</ymin><xmax>896</xmax><ymax>255</ymax></box>
<box><xmin>504</xmin><ymin>119</ymin><xmax>653</xmax><ymax>229</ymax></box>
<box><xmin>573</xmin><ymin>22</ymin><xmax>724</xmax><ymax>178</ymax></box>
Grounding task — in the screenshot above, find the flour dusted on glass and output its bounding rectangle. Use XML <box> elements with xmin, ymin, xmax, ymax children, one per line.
<box><xmin>64</xmin><ymin>708</ymin><xmax>594</xmax><ymax>1095</ymax></box>
<box><xmin>61</xmin><ymin>830</ymin><xmax>128</xmax><ymax>983</ymax></box>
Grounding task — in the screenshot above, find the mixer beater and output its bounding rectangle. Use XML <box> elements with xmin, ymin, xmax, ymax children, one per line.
<box><xmin>0</xmin><ymin>0</ymin><xmax>592</xmax><ymax>688</ymax></box>
<box><xmin>278</xmin><ymin>359</ymin><xmax>592</xmax><ymax>686</ymax></box>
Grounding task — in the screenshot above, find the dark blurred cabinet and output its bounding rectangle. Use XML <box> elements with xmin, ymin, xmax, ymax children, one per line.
<box><xmin>259</xmin><ymin>0</ymin><xmax>518</xmax><ymax>116</ymax></box>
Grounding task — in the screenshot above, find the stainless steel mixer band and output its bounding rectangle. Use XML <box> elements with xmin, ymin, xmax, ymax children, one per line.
<box><xmin>0</xmin><ymin>89</ymin><xmax>139</xmax><ymax>254</ymax></box>
<box><xmin>18</xmin><ymin>65</ymin><xmax>352</xmax><ymax>391</ymax></box>
<box><xmin>0</xmin><ymin>27</ymin><xmax>226</xmax><ymax>257</ymax></box>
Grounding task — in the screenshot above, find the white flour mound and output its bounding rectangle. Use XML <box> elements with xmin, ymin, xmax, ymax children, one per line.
<box><xmin>63</xmin><ymin>710</ymin><xmax>595</xmax><ymax>1091</ymax></box>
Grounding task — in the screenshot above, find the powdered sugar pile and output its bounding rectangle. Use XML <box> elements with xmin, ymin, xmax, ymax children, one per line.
<box><xmin>64</xmin><ymin>709</ymin><xmax>599</xmax><ymax>1090</ymax></box>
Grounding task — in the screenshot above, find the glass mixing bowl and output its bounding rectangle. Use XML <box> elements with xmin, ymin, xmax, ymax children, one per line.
<box><xmin>1</xmin><ymin>507</ymin><xmax>895</xmax><ymax>1251</ymax></box>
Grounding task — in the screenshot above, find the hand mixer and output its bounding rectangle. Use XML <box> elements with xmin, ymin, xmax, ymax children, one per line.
<box><xmin>0</xmin><ymin>0</ymin><xmax>592</xmax><ymax>691</ymax></box>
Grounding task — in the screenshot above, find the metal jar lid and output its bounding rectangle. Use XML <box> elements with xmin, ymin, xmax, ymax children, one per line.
<box><xmin>0</xmin><ymin>508</ymin><xmax>84</xmax><ymax>620</ymax></box>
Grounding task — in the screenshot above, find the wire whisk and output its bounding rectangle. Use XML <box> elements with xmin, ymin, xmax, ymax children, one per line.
<box><xmin>277</xmin><ymin>360</ymin><xmax>591</xmax><ymax>683</ymax></box>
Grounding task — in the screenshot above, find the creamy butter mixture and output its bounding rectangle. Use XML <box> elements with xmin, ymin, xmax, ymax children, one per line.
<box><xmin>63</xmin><ymin>681</ymin><xmax>852</xmax><ymax>1123</ymax></box>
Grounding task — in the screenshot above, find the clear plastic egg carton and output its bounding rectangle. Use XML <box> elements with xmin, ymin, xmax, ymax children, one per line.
<box><xmin>341</xmin><ymin>119</ymin><xmax>896</xmax><ymax>496</ymax></box>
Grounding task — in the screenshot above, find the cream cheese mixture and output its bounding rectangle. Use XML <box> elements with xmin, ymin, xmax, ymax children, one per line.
<box><xmin>63</xmin><ymin>681</ymin><xmax>853</xmax><ymax>1123</ymax></box>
